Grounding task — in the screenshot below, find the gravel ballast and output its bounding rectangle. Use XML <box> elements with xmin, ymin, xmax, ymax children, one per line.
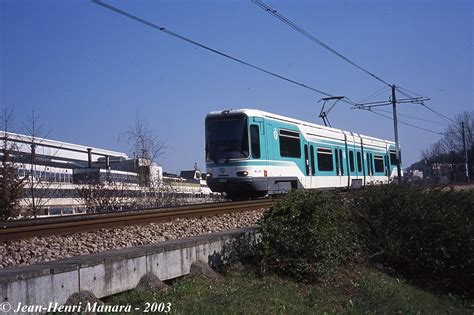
<box><xmin>0</xmin><ymin>209</ymin><xmax>266</xmax><ymax>268</ymax></box>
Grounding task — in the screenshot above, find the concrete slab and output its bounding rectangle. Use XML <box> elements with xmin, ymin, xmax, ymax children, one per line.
<box><xmin>0</xmin><ymin>265</ymin><xmax>51</xmax><ymax>283</ymax></box>
<box><xmin>79</xmin><ymin>255</ymin><xmax>147</xmax><ymax>298</ymax></box>
<box><xmin>1</xmin><ymin>226</ymin><xmax>262</xmax><ymax>311</ymax></box>
<box><xmin>101</xmin><ymin>247</ymin><xmax>148</xmax><ymax>263</ymax></box>
<box><xmin>35</xmin><ymin>262</ymin><xmax>79</xmax><ymax>275</ymax></box>
<box><xmin>1</xmin><ymin>270</ymin><xmax>79</xmax><ymax>314</ymax></box>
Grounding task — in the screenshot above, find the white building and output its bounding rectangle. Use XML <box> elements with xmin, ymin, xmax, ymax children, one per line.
<box><xmin>1</xmin><ymin>132</ymin><xmax>161</xmax><ymax>215</ymax></box>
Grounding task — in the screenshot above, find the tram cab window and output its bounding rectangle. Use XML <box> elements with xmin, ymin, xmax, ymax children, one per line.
<box><xmin>374</xmin><ymin>155</ymin><xmax>384</xmax><ymax>173</ymax></box>
<box><xmin>279</xmin><ymin>129</ymin><xmax>301</xmax><ymax>158</ymax></box>
<box><xmin>250</xmin><ymin>125</ymin><xmax>260</xmax><ymax>159</ymax></box>
<box><xmin>317</xmin><ymin>147</ymin><xmax>334</xmax><ymax>171</ymax></box>
<box><xmin>205</xmin><ymin>115</ymin><xmax>249</xmax><ymax>162</ymax></box>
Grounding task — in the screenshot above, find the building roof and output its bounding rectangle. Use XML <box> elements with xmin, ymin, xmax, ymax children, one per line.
<box><xmin>1</xmin><ymin>131</ymin><xmax>128</xmax><ymax>162</ymax></box>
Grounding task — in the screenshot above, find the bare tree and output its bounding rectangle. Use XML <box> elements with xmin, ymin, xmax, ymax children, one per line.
<box><xmin>119</xmin><ymin>113</ymin><xmax>165</xmax><ymax>187</ymax></box>
<box><xmin>121</xmin><ymin>113</ymin><xmax>165</xmax><ymax>163</ymax></box>
<box><xmin>118</xmin><ymin>113</ymin><xmax>186</xmax><ymax>209</ymax></box>
<box><xmin>0</xmin><ymin>107</ymin><xmax>26</xmax><ymax>219</ymax></box>
<box><xmin>22</xmin><ymin>107</ymin><xmax>59</xmax><ymax>217</ymax></box>
<box><xmin>442</xmin><ymin>111</ymin><xmax>473</xmax><ymax>153</ymax></box>
<box><xmin>76</xmin><ymin>177</ymin><xmax>137</xmax><ymax>213</ymax></box>
<box><xmin>118</xmin><ymin>113</ymin><xmax>191</xmax><ymax>208</ymax></box>
<box><xmin>423</xmin><ymin>111</ymin><xmax>473</xmax><ymax>160</ymax></box>
<box><xmin>140</xmin><ymin>180</ymin><xmax>186</xmax><ymax>209</ymax></box>
<box><xmin>421</xmin><ymin>110</ymin><xmax>473</xmax><ymax>181</ymax></box>
<box><xmin>422</xmin><ymin>141</ymin><xmax>446</xmax><ymax>163</ymax></box>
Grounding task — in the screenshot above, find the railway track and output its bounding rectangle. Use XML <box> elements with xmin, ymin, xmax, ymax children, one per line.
<box><xmin>0</xmin><ymin>199</ymin><xmax>274</xmax><ymax>242</ymax></box>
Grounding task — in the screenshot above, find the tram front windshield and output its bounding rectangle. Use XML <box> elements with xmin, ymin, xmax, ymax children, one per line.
<box><xmin>206</xmin><ymin>115</ymin><xmax>249</xmax><ymax>162</ymax></box>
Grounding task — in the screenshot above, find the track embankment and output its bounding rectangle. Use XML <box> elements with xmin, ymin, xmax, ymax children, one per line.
<box><xmin>0</xmin><ymin>200</ymin><xmax>273</xmax><ymax>268</ymax></box>
<box><xmin>0</xmin><ymin>199</ymin><xmax>273</xmax><ymax>242</ymax></box>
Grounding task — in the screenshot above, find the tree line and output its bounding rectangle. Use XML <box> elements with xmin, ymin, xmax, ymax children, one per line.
<box><xmin>408</xmin><ymin>110</ymin><xmax>473</xmax><ymax>183</ymax></box>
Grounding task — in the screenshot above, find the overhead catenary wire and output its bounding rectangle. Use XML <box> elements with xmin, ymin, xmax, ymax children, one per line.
<box><xmin>395</xmin><ymin>87</ymin><xmax>418</xmax><ymax>99</ymax></box>
<box><xmin>252</xmin><ymin>1</ymin><xmax>448</xmax><ymax>131</ymax></box>
<box><xmin>372</xmin><ymin>108</ymin><xmax>450</xmax><ymax>126</ymax></box>
<box><xmin>396</xmin><ymin>85</ymin><xmax>428</xmax><ymax>99</ymax></box>
<box><xmin>94</xmin><ymin>0</ymin><xmax>452</xmax><ymax>139</ymax></box>
<box><xmin>252</xmin><ymin>0</ymin><xmax>392</xmax><ymax>88</ymax></box>
<box><xmin>253</xmin><ymin>0</ymin><xmax>435</xmax><ymax>111</ymax></box>
<box><xmin>252</xmin><ymin>0</ymin><xmax>449</xmax><ymax>139</ymax></box>
<box><xmin>419</xmin><ymin>102</ymin><xmax>457</xmax><ymax>124</ymax></box>
<box><xmin>357</xmin><ymin>86</ymin><xmax>391</xmax><ymax>104</ymax></box>
<box><xmin>395</xmin><ymin>86</ymin><xmax>456</xmax><ymax>124</ymax></box>
<box><xmin>91</xmin><ymin>0</ymin><xmax>359</xmax><ymax>103</ymax></box>
<box><xmin>366</xmin><ymin>109</ymin><xmax>445</xmax><ymax>135</ymax></box>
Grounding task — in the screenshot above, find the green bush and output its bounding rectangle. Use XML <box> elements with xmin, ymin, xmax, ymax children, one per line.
<box><xmin>350</xmin><ymin>184</ymin><xmax>473</xmax><ymax>295</ymax></box>
<box><xmin>259</xmin><ymin>190</ymin><xmax>357</xmax><ymax>282</ymax></box>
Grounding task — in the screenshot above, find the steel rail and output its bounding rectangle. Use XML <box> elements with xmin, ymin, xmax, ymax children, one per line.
<box><xmin>0</xmin><ymin>199</ymin><xmax>274</xmax><ymax>242</ymax></box>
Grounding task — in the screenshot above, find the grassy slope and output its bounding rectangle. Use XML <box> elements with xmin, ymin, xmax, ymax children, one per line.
<box><xmin>105</xmin><ymin>265</ymin><xmax>472</xmax><ymax>314</ymax></box>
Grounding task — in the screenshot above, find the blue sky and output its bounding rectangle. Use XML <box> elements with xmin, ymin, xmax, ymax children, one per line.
<box><xmin>1</xmin><ymin>0</ymin><xmax>472</xmax><ymax>173</ymax></box>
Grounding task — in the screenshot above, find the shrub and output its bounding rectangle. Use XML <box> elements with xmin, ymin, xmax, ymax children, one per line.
<box><xmin>259</xmin><ymin>190</ymin><xmax>357</xmax><ymax>282</ymax></box>
<box><xmin>0</xmin><ymin>150</ymin><xmax>25</xmax><ymax>220</ymax></box>
<box><xmin>350</xmin><ymin>184</ymin><xmax>473</xmax><ymax>295</ymax></box>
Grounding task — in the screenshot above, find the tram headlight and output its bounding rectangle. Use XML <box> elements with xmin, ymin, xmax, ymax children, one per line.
<box><xmin>236</xmin><ymin>171</ymin><xmax>248</xmax><ymax>177</ymax></box>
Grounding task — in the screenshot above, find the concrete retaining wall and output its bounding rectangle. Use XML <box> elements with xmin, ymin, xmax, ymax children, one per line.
<box><xmin>0</xmin><ymin>226</ymin><xmax>260</xmax><ymax>314</ymax></box>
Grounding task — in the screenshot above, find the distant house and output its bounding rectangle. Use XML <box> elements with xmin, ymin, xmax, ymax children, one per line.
<box><xmin>179</xmin><ymin>169</ymin><xmax>213</xmax><ymax>195</ymax></box>
<box><xmin>179</xmin><ymin>169</ymin><xmax>202</xmax><ymax>182</ymax></box>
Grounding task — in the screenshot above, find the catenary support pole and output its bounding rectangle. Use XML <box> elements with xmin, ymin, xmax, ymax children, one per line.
<box><xmin>87</xmin><ymin>148</ymin><xmax>92</xmax><ymax>168</ymax></box>
<box><xmin>391</xmin><ymin>84</ymin><xmax>402</xmax><ymax>184</ymax></box>
<box><xmin>462</xmin><ymin>121</ymin><xmax>469</xmax><ymax>181</ymax></box>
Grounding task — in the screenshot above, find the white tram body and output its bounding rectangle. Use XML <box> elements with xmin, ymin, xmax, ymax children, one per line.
<box><xmin>205</xmin><ymin>109</ymin><xmax>400</xmax><ymax>199</ymax></box>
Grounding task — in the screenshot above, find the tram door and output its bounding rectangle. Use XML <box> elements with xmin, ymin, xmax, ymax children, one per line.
<box><xmin>266</xmin><ymin>124</ymin><xmax>274</xmax><ymax>161</ymax></box>
<box><xmin>303</xmin><ymin>141</ymin><xmax>311</xmax><ymax>189</ymax></box>
<box><xmin>265</xmin><ymin>124</ymin><xmax>274</xmax><ymax>193</ymax></box>
<box><xmin>335</xmin><ymin>147</ymin><xmax>345</xmax><ymax>188</ymax></box>
<box><xmin>366</xmin><ymin>152</ymin><xmax>374</xmax><ymax>184</ymax></box>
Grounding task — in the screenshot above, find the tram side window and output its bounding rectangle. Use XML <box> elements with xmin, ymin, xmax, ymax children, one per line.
<box><xmin>317</xmin><ymin>147</ymin><xmax>334</xmax><ymax>171</ymax></box>
<box><xmin>390</xmin><ymin>150</ymin><xmax>397</xmax><ymax>165</ymax></box>
<box><xmin>374</xmin><ymin>155</ymin><xmax>384</xmax><ymax>173</ymax></box>
<box><xmin>279</xmin><ymin>129</ymin><xmax>301</xmax><ymax>158</ymax></box>
<box><xmin>250</xmin><ymin>125</ymin><xmax>260</xmax><ymax>159</ymax></box>
<box><xmin>310</xmin><ymin>145</ymin><xmax>315</xmax><ymax>175</ymax></box>
<box><xmin>357</xmin><ymin>152</ymin><xmax>362</xmax><ymax>172</ymax></box>
<box><xmin>349</xmin><ymin>151</ymin><xmax>355</xmax><ymax>172</ymax></box>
